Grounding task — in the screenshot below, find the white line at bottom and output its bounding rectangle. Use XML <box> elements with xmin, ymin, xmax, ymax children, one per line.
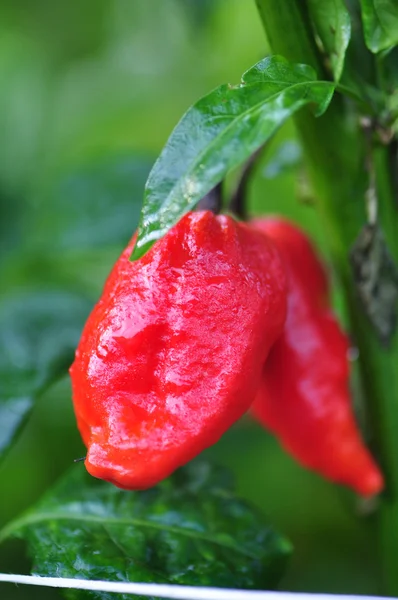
<box><xmin>0</xmin><ymin>574</ymin><xmax>394</xmax><ymax>600</ymax></box>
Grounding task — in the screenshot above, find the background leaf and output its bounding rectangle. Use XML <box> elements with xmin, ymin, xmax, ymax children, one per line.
<box><xmin>1</xmin><ymin>461</ymin><xmax>291</xmax><ymax>599</ymax></box>
<box><xmin>29</xmin><ymin>155</ymin><xmax>153</xmax><ymax>253</ymax></box>
<box><xmin>132</xmin><ymin>55</ymin><xmax>334</xmax><ymax>259</ymax></box>
<box><xmin>0</xmin><ymin>154</ymin><xmax>154</xmax><ymax>300</ymax></box>
<box><xmin>0</xmin><ymin>290</ymin><xmax>92</xmax><ymax>462</ymax></box>
<box><xmin>262</xmin><ymin>140</ymin><xmax>302</xmax><ymax>179</ymax></box>
<box><xmin>360</xmin><ymin>0</ymin><xmax>398</xmax><ymax>53</ymax></box>
<box><xmin>307</xmin><ymin>0</ymin><xmax>351</xmax><ymax>81</ymax></box>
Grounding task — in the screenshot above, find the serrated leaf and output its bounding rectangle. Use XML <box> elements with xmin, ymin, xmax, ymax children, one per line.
<box><xmin>1</xmin><ymin>461</ymin><xmax>291</xmax><ymax>600</ymax></box>
<box><xmin>132</xmin><ymin>55</ymin><xmax>334</xmax><ymax>259</ymax></box>
<box><xmin>307</xmin><ymin>0</ymin><xmax>351</xmax><ymax>81</ymax></box>
<box><xmin>30</xmin><ymin>154</ymin><xmax>153</xmax><ymax>252</ymax></box>
<box><xmin>0</xmin><ymin>290</ymin><xmax>92</xmax><ymax>461</ymax></box>
<box><xmin>360</xmin><ymin>0</ymin><xmax>398</xmax><ymax>53</ymax></box>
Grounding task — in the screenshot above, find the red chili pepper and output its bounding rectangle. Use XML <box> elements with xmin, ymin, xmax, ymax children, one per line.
<box><xmin>70</xmin><ymin>211</ymin><xmax>287</xmax><ymax>490</ymax></box>
<box><xmin>251</xmin><ymin>218</ymin><xmax>384</xmax><ymax>497</ymax></box>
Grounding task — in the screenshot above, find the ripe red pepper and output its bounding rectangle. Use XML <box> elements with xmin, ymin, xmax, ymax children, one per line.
<box><xmin>251</xmin><ymin>218</ymin><xmax>384</xmax><ymax>497</ymax></box>
<box><xmin>70</xmin><ymin>211</ymin><xmax>287</xmax><ymax>490</ymax></box>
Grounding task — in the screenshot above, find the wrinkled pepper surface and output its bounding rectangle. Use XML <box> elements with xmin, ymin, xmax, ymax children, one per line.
<box><xmin>251</xmin><ymin>218</ymin><xmax>384</xmax><ymax>497</ymax></box>
<box><xmin>70</xmin><ymin>211</ymin><xmax>287</xmax><ymax>490</ymax></box>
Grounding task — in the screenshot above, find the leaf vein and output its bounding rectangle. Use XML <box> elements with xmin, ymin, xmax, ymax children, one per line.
<box><xmin>0</xmin><ymin>511</ymin><xmax>258</xmax><ymax>560</ymax></box>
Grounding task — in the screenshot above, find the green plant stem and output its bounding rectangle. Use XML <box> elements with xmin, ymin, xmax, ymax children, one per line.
<box><xmin>255</xmin><ymin>0</ymin><xmax>398</xmax><ymax>595</ymax></box>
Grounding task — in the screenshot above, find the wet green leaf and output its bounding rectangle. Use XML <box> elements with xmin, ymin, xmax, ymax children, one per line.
<box><xmin>1</xmin><ymin>461</ymin><xmax>291</xmax><ymax>599</ymax></box>
<box><xmin>360</xmin><ymin>0</ymin><xmax>398</xmax><ymax>53</ymax></box>
<box><xmin>0</xmin><ymin>290</ymin><xmax>92</xmax><ymax>461</ymax></box>
<box><xmin>307</xmin><ymin>0</ymin><xmax>351</xmax><ymax>81</ymax></box>
<box><xmin>132</xmin><ymin>55</ymin><xmax>334</xmax><ymax>259</ymax></box>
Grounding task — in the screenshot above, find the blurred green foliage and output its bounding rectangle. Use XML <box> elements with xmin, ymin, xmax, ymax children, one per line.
<box><xmin>0</xmin><ymin>1</ymin><xmax>380</xmax><ymax>598</ymax></box>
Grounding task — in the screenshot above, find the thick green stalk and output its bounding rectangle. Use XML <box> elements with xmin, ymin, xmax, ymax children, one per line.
<box><xmin>255</xmin><ymin>0</ymin><xmax>398</xmax><ymax>595</ymax></box>
<box><xmin>256</xmin><ymin>1</ymin><xmax>367</xmax><ymax>259</ymax></box>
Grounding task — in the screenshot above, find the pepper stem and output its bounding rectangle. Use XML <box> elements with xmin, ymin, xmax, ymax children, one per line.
<box><xmin>196</xmin><ymin>182</ymin><xmax>223</xmax><ymax>214</ymax></box>
<box><xmin>229</xmin><ymin>146</ymin><xmax>265</xmax><ymax>220</ymax></box>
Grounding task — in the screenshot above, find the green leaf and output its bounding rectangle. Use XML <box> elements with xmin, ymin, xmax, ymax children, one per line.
<box><xmin>360</xmin><ymin>0</ymin><xmax>398</xmax><ymax>53</ymax></box>
<box><xmin>132</xmin><ymin>55</ymin><xmax>334</xmax><ymax>259</ymax></box>
<box><xmin>0</xmin><ymin>290</ymin><xmax>92</xmax><ymax>461</ymax></box>
<box><xmin>1</xmin><ymin>461</ymin><xmax>291</xmax><ymax>599</ymax></box>
<box><xmin>30</xmin><ymin>154</ymin><xmax>153</xmax><ymax>252</ymax></box>
<box><xmin>307</xmin><ymin>0</ymin><xmax>351</xmax><ymax>81</ymax></box>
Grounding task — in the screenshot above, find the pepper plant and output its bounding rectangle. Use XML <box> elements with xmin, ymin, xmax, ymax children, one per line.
<box><xmin>1</xmin><ymin>1</ymin><xmax>398</xmax><ymax>598</ymax></box>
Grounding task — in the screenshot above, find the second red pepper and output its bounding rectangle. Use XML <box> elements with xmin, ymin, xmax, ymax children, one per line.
<box><xmin>251</xmin><ymin>218</ymin><xmax>384</xmax><ymax>497</ymax></box>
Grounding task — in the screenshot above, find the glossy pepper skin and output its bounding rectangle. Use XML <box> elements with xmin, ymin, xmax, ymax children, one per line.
<box><xmin>251</xmin><ymin>218</ymin><xmax>384</xmax><ymax>497</ymax></box>
<box><xmin>70</xmin><ymin>211</ymin><xmax>287</xmax><ymax>490</ymax></box>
